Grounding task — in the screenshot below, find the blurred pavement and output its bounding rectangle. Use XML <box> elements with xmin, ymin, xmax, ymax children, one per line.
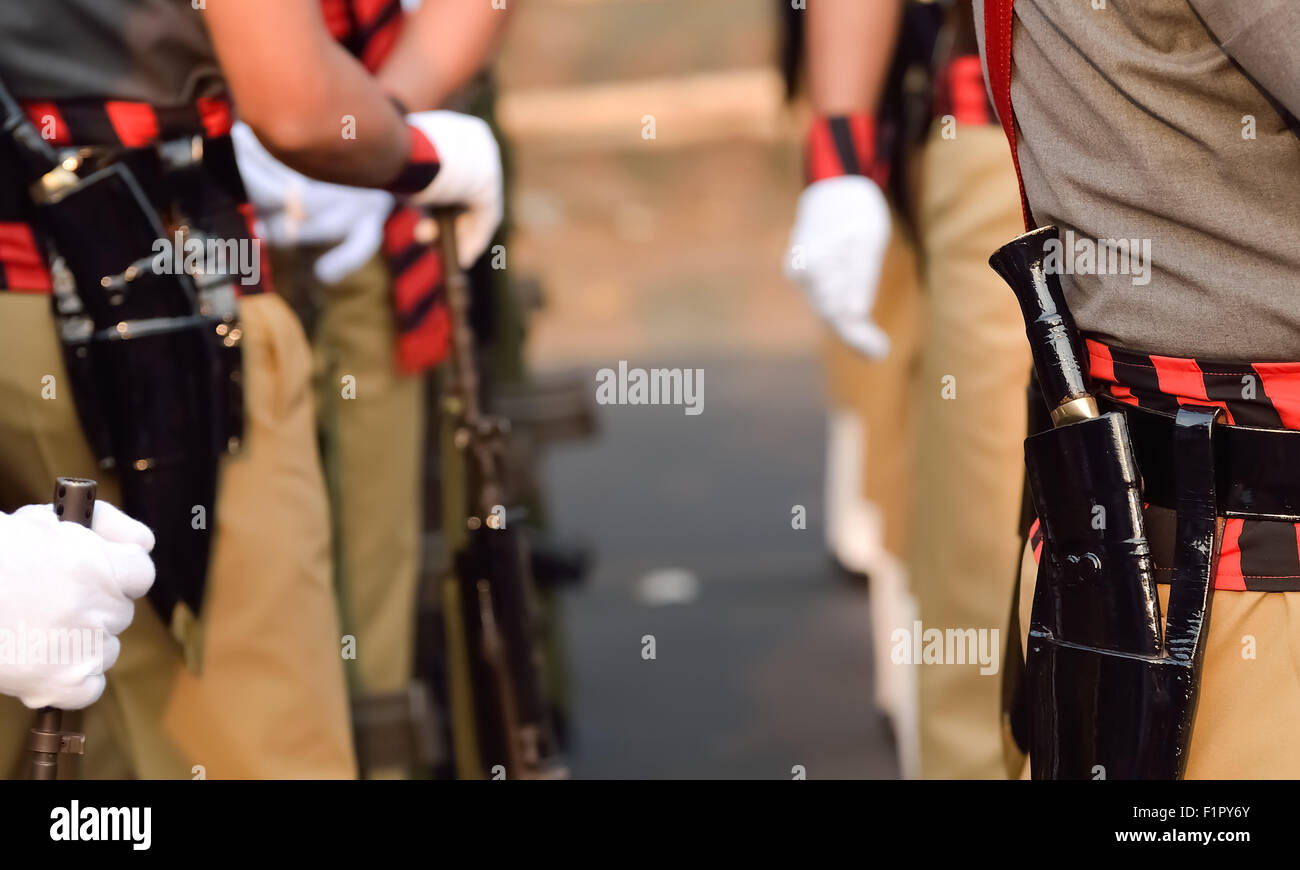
<box><xmin>500</xmin><ymin>0</ymin><xmax>899</xmax><ymax>779</ymax></box>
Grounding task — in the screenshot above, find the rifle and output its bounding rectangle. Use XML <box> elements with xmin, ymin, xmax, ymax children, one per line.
<box><xmin>26</xmin><ymin>478</ymin><xmax>96</xmax><ymax>780</ymax></box>
<box><xmin>433</xmin><ymin>208</ymin><xmax>565</xmax><ymax>780</ymax></box>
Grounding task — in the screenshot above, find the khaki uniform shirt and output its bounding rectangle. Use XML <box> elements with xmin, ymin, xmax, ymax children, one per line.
<box><xmin>974</xmin><ymin>0</ymin><xmax>1300</xmax><ymax>360</ymax></box>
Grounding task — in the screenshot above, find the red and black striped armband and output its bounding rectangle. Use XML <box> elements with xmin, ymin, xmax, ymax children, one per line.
<box><xmin>804</xmin><ymin>114</ymin><xmax>887</xmax><ymax>187</ymax></box>
<box><xmin>385</xmin><ymin>123</ymin><xmax>442</xmax><ymax>194</ymax></box>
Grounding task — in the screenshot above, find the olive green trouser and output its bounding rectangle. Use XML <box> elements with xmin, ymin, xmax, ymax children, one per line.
<box><xmin>268</xmin><ymin>249</ymin><xmax>425</xmax><ymax>701</ymax></box>
<box><xmin>0</xmin><ymin>292</ymin><xmax>356</xmax><ymax>779</ymax></box>
<box><xmin>824</xmin><ymin>122</ymin><xmax>1030</xmax><ymax>778</ymax></box>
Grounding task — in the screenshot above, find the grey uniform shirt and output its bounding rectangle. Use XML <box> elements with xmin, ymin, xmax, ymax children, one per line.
<box><xmin>974</xmin><ymin>0</ymin><xmax>1300</xmax><ymax>361</ymax></box>
<box><xmin>0</xmin><ymin>0</ymin><xmax>223</xmax><ymax>105</ymax></box>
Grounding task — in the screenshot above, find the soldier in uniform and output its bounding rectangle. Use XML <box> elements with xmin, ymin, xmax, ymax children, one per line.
<box><xmin>975</xmin><ymin>0</ymin><xmax>1300</xmax><ymax>777</ymax></box>
<box><xmin>0</xmin><ymin>0</ymin><xmax>500</xmax><ymax>778</ymax></box>
<box><xmin>786</xmin><ymin>0</ymin><xmax>1029</xmax><ymax>778</ymax></box>
<box><xmin>231</xmin><ymin>0</ymin><xmax>512</xmax><ymax>777</ymax></box>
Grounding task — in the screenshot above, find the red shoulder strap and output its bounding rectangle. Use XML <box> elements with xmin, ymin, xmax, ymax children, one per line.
<box><xmin>983</xmin><ymin>0</ymin><xmax>1035</xmax><ymax>230</ymax></box>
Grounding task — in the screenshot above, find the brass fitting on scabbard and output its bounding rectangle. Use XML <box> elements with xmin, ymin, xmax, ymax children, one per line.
<box><xmin>1049</xmin><ymin>395</ymin><xmax>1101</xmax><ymax>428</ymax></box>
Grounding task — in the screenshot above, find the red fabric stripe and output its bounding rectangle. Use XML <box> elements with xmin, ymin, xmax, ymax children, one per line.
<box><xmin>391</xmin><ymin>247</ymin><xmax>451</xmax><ymax>372</ymax></box>
<box><xmin>948</xmin><ymin>56</ymin><xmax>992</xmax><ymax>126</ymax></box>
<box><xmin>1108</xmin><ymin>383</ymin><xmax>1138</xmax><ymax>407</ymax></box>
<box><xmin>2</xmin><ymin>263</ymin><xmax>53</xmax><ymax>292</ymax></box>
<box><xmin>392</xmin><ymin>249</ymin><xmax>440</xmax><ymax>311</ymax></box>
<box><xmin>361</xmin><ymin>17</ymin><xmax>402</xmax><ymax>71</ymax></box>
<box><xmin>0</xmin><ymin>223</ymin><xmax>52</xmax><ymax>292</ymax></box>
<box><xmin>384</xmin><ymin>125</ymin><xmax>441</xmax><ymax>193</ymax></box>
<box><xmin>23</xmin><ymin>102</ymin><xmax>70</xmax><ymax>146</ymax></box>
<box><xmin>353</xmin><ymin>0</ymin><xmax>394</xmax><ymax>25</ymax></box>
<box><xmin>1252</xmin><ymin>363</ymin><xmax>1300</xmax><ymax>429</ymax></box>
<box><xmin>849</xmin><ymin>114</ymin><xmax>888</xmax><ymax>186</ymax></box>
<box><xmin>104</xmin><ymin>101</ymin><xmax>160</xmax><ymax>148</ymax></box>
<box><xmin>804</xmin><ymin>120</ymin><xmax>841</xmax><ymax>183</ymax></box>
<box><xmin>1149</xmin><ymin>354</ymin><xmax>1207</xmax><ymax>402</ymax></box>
<box><xmin>982</xmin><ymin>0</ymin><xmax>1034</xmax><ymax>229</ymax></box>
<box><xmin>320</xmin><ymin>0</ymin><xmax>352</xmax><ymax>39</ymax></box>
<box><xmin>1084</xmin><ymin>338</ymin><xmax>1114</xmax><ymax>384</ymax></box>
<box><xmin>237</xmin><ymin>203</ymin><xmax>274</xmax><ymax>296</ymax></box>
<box><xmin>396</xmin><ymin>303</ymin><xmax>451</xmax><ymax>373</ymax></box>
<box><xmin>383</xmin><ymin>207</ymin><xmax>451</xmax><ymax>371</ymax></box>
<box><xmin>1147</xmin><ymin>354</ymin><xmax>1234</xmax><ymax>423</ymax></box>
<box><xmin>196</xmin><ymin>97</ymin><xmax>234</xmax><ymax>139</ymax></box>
<box><xmin>1215</xmin><ymin>519</ymin><xmax>1248</xmax><ymax>591</ymax></box>
<box><xmin>1029</xmin><ymin>517</ymin><xmax>1043</xmax><ymax>565</ymax></box>
<box><xmin>804</xmin><ymin>115</ymin><xmax>876</xmax><ymax>184</ymax></box>
<box><xmin>406</xmin><ymin>122</ymin><xmax>438</xmax><ymax>165</ymax></box>
<box><xmin>383</xmin><ymin>206</ymin><xmax>420</xmax><ymax>253</ymax></box>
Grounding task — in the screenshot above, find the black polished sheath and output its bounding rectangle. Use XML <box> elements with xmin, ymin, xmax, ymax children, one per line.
<box><xmin>1026</xmin><ymin>408</ymin><xmax>1221</xmax><ymax>779</ymax></box>
<box><xmin>1024</xmin><ymin>414</ymin><xmax>1163</xmax><ymax>657</ymax></box>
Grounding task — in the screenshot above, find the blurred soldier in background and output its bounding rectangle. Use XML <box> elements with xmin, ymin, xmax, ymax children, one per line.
<box><xmin>785</xmin><ymin>0</ymin><xmax>1028</xmax><ymax>778</ymax></box>
<box><xmin>0</xmin><ymin>0</ymin><xmax>498</xmax><ymax>778</ymax></box>
<box><xmin>233</xmin><ymin>0</ymin><xmax>513</xmax><ymax>778</ymax></box>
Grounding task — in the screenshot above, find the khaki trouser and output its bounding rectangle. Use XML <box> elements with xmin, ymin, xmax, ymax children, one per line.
<box><xmin>1016</xmin><ymin>542</ymin><xmax>1300</xmax><ymax>779</ymax></box>
<box><xmin>0</xmin><ymin>292</ymin><xmax>356</xmax><ymax>779</ymax></box>
<box><xmin>824</xmin><ymin>123</ymin><xmax>1030</xmax><ymax>778</ymax></box>
<box><xmin>268</xmin><ymin>249</ymin><xmax>424</xmax><ymax>699</ymax></box>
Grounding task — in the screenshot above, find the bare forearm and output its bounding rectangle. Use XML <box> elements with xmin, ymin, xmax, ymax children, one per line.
<box><xmin>204</xmin><ymin>0</ymin><xmax>410</xmax><ymax>186</ymax></box>
<box><xmin>806</xmin><ymin>0</ymin><xmax>902</xmax><ymax>115</ymax></box>
<box><xmin>378</xmin><ymin>0</ymin><xmax>515</xmax><ymax>112</ymax></box>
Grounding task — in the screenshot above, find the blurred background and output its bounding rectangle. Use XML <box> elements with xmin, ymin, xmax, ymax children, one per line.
<box><xmin>492</xmin><ymin>0</ymin><xmax>896</xmax><ymax>779</ymax></box>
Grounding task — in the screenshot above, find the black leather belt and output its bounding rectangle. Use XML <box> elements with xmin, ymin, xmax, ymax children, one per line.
<box><xmin>1103</xmin><ymin>397</ymin><xmax>1300</xmax><ymax>522</ymax></box>
<box><xmin>1</xmin><ymin>133</ymin><xmax>244</xmax><ymax>222</ymax></box>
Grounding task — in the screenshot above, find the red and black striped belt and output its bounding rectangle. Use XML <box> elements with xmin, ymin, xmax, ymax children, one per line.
<box><xmin>0</xmin><ymin>94</ymin><xmax>271</xmax><ymax>295</ymax></box>
<box><xmin>19</xmin><ymin>95</ymin><xmax>233</xmax><ymax>149</ymax></box>
<box><xmin>1033</xmin><ymin>340</ymin><xmax>1300</xmax><ymax>593</ymax></box>
<box><xmin>1091</xmin><ymin>340</ymin><xmax>1300</xmax><ymax>592</ymax></box>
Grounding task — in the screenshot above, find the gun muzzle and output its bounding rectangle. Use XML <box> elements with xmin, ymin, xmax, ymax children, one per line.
<box><xmin>988</xmin><ymin>226</ymin><xmax>1099</xmax><ymax>427</ymax></box>
<box><xmin>27</xmin><ymin>477</ymin><xmax>96</xmax><ymax>780</ymax></box>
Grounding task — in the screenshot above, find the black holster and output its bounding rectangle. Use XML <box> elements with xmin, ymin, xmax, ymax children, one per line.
<box><xmin>1025</xmin><ymin>406</ymin><xmax>1222</xmax><ymax>779</ymax></box>
<box><xmin>34</xmin><ymin>140</ymin><xmax>247</xmax><ymax>625</ymax></box>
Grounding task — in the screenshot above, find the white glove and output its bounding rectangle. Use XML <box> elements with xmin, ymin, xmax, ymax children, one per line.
<box><xmin>785</xmin><ymin>176</ymin><xmax>893</xmax><ymax>358</ymax></box>
<box><xmin>232</xmin><ymin>121</ymin><xmax>396</xmax><ymax>284</ymax></box>
<box><xmin>405</xmin><ymin>110</ymin><xmax>504</xmax><ymax>269</ymax></box>
<box><xmin>0</xmin><ymin>501</ymin><xmax>155</xmax><ymax>710</ymax></box>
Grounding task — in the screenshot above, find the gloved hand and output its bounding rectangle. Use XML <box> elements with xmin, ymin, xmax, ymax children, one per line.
<box><xmin>0</xmin><ymin>501</ymin><xmax>155</xmax><ymax>710</ymax></box>
<box><xmin>232</xmin><ymin>121</ymin><xmax>396</xmax><ymax>284</ymax></box>
<box><xmin>785</xmin><ymin>175</ymin><xmax>893</xmax><ymax>358</ymax></box>
<box><xmin>405</xmin><ymin>110</ymin><xmax>503</xmax><ymax>269</ymax></box>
